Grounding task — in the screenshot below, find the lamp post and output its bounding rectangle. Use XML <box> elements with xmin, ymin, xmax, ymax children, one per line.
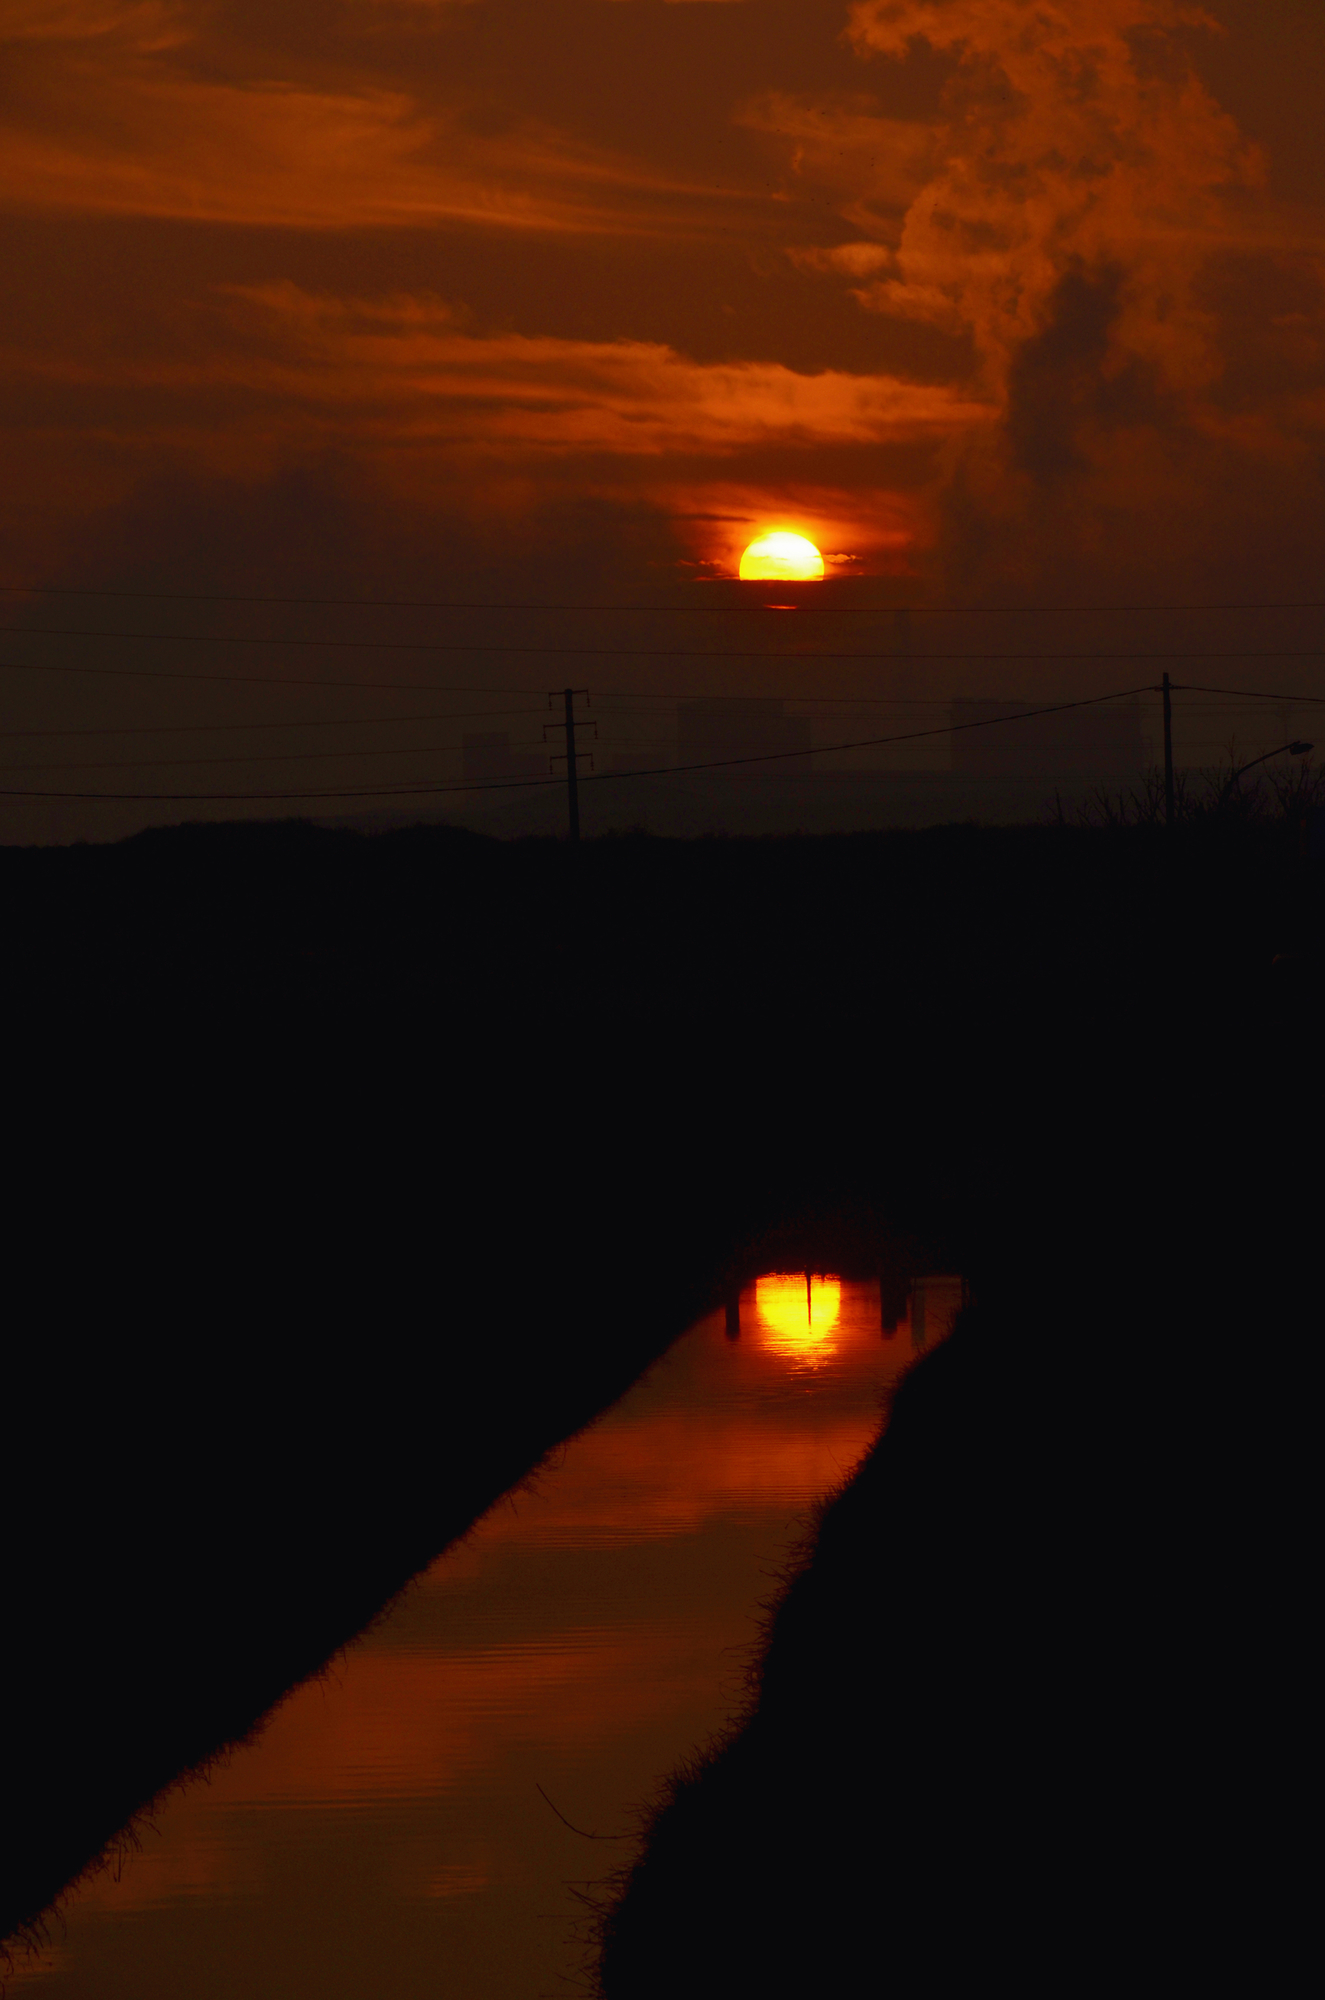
<box><xmin>1220</xmin><ymin>739</ymin><xmax>1314</xmax><ymax>805</ymax></box>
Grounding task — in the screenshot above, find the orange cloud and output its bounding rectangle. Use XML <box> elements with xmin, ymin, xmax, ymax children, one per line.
<box><xmin>706</xmin><ymin>0</ymin><xmax>1324</xmax><ymax>600</ymax></box>
<box><xmin>0</xmin><ymin>2</ymin><xmax>777</xmax><ymax>242</ymax></box>
<box><xmin>232</xmin><ymin>284</ymin><xmax>991</xmax><ymax>453</ymax></box>
<box><xmin>789</xmin><ymin>242</ymin><xmax>895</xmax><ymax>278</ymax></box>
<box><xmin>0</xmin><ymin>73</ymin><xmax>753</xmax><ymax>234</ymax></box>
<box><xmin>845</xmin><ymin>0</ymin><xmax>1264</xmax><ymax>392</ymax></box>
<box><xmin>4</xmin><ymin>282</ymin><xmax>992</xmax><ymax>465</ymax></box>
<box><xmin>740</xmin><ymin>94</ymin><xmax>934</xmax><ymax>233</ymax></box>
<box><xmin>0</xmin><ymin>0</ymin><xmax>186</xmax><ymax>43</ymax></box>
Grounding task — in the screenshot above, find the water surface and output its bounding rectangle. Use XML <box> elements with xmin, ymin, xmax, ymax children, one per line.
<box><xmin>12</xmin><ymin>1273</ymin><xmax>959</xmax><ymax>1999</ymax></box>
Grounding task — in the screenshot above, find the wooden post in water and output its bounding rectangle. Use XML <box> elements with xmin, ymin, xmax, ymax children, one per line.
<box><xmin>1162</xmin><ymin>672</ymin><xmax>1175</xmax><ymax>831</ymax></box>
<box><xmin>879</xmin><ymin>1268</ymin><xmax>907</xmax><ymax>1338</ymax></box>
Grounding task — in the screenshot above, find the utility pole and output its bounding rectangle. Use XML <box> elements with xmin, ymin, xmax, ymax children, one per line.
<box><xmin>563</xmin><ymin>687</ymin><xmax>580</xmax><ymax>842</ymax></box>
<box><xmin>545</xmin><ymin>689</ymin><xmax>594</xmax><ymax>842</ymax></box>
<box><xmin>1162</xmin><ymin>672</ymin><xmax>1175</xmax><ymax>831</ymax></box>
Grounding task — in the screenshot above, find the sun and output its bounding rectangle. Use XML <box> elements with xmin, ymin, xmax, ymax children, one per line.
<box><xmin>739</xmin><ymin>533</ymin><xmax>825</xmax><ymax>582</ymax></box>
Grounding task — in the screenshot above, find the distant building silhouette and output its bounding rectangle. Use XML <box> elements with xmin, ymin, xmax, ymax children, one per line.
<box><xmin>678</xmin><ymin>700</ymin><xmax>812</xmax><ymax>777</ymax></box>
<box><xmin>951</xmin><ymin>700</ymin><xmax>1143</xmax><ymax>778</ymax></box>
<box><xmin>462</xmin><ymin>733</ymin><xmax>547</xmax><ymax>784</ymax></box>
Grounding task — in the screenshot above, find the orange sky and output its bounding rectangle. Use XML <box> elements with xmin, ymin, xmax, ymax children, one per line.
<box><xmin>3</xmin><ymin>0</ymin><xmax>1321</xmax><ymax>600</ymax></box>
<box><xmin>1</xmin><ymin>2</ymin><xmax>1323</xmax><ymax>840</ymax></box>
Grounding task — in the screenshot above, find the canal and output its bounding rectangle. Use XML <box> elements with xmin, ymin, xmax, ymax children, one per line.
<box><xmin>9</xmin><ymin>1272</ymin><xmax>959</xmax><ymax>2000</ymax></box>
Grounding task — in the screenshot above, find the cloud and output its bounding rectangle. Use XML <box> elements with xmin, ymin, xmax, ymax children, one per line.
<box><xmin>0</xmin><ymin>0</ymin><xmax>186</xmax><ymax>43</ymax></box>
<box><xmin>0</xmin><ymin>280</ymin><xmax>981</xmax><ymax>590</ymax></box>
<box><xmin>787</xmin><ymin>0</ymin><xmax>1325</xmax><ymax>598</ymax></box>
<box><xmin>235</xmin><ymin>283</ymin><xmax>993</xmax><ymax>454</ymax></box>
<box><xmin>0</xmin><ymin>76</ymin><xmax>756</xmax><ymax>235</ymax></box>
<box><xmin>790</xmin><ymin>242</ymin><xmax>895</xmax><ymax>278</ymax></box>
<box><xmin>0</xmin><ymin>15</ymin><xmax>772</xmax><ymax>238</ymax></box>
<box><xmin>739</xmin><ymin>94</ymin><xmax>935</xmax><ymax>232</ymax></box>
<box><xmin>5</xmin><ymin>0</ymin><xmax>1319</xmax><ymax>614</ymax></box>
<box><xmin>845</xmin><ymin>0</ymin><xmax>1264</xmax><ymax>387</ymax></box>
<box><xmin>8</xmin><ymin>281</ymin><xmax>990</xmax><ymax>461</ymax></box>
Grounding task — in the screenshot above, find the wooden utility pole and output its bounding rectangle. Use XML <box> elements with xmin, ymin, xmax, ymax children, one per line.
<box><xmin>563</xmin><ymin>687</ymin><xmax>580</xmax><ymax>841</ymax></box>
<box><xmin>545</xmin><ymin>688</ymin><xmax>592</xmax><ymax>840</ymax></box>
<box><xmin>1162</xmin><ymin>672</ymin><xmax>1175</xmax><ymax>831</ymax></box>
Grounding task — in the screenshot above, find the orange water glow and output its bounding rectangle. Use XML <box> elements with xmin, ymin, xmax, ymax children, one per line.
<box><xmin>10</xmin><ymin>1280</ymin><xmax>961</xmax><ymax>1999</ymax></box>
<box><xmin>754</xmin><ymin>1272</ymin><xmax>842</xmax><ymax>1363</ymax></box>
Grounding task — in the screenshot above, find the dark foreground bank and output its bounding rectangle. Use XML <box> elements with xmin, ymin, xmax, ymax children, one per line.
<box><xmin>2</xmin><ymin>813</ymin><xmax>1319</xmax><ymax>1957</ymax></box>
<box><xmin>598</xmin><ymin>1032</ymin><xmax>1319</xmax><ymax>1990</ymax></box>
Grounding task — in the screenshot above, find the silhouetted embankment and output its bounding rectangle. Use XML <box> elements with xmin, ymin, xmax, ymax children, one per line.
<box><xmin>2</xmin><ymin>812</ymin><xmax>1319</xmax><ymax>1957</ymax></box>
<box><xmin>598</xmin><ymin>1007</ymin><xmax>1318</xmax><ymax>1988</ymax></box>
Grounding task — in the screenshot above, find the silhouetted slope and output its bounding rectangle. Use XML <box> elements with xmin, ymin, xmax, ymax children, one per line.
<box><xmin>598</xmin><ymin>1028</ymin><xmax>1318</xmax><ymax>1994</ymax></box>
<box><xmin>1</xmin><ymin>814</ymin><xmax>1319</xmax><ymax>1956</ymax></box>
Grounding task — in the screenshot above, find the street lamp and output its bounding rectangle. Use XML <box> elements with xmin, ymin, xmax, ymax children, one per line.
<box><xmin>1220</xmin><ymin>739</ymin><xmax>1314</xmax><ymax>804</ymax></box>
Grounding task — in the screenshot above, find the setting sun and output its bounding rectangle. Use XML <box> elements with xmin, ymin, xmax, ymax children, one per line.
<box><xmin>739</xmin><ymin>533</ymin><xmax>825</xmax><ymax>582</ymax></box>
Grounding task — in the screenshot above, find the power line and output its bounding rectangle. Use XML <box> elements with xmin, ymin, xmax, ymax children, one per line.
<box><xmin>1170</xmin><ymin>683</ymin><xmax>1325</xmax><ymax>704</ymax></box>
<box><xmin>0</xmin><ymin>656</ymin><xmax>555</xmax><ymax>697</ymax></box>
<box><xmin>0</xmin><ymin>735</ymin><xmax>685</xmax><ymax>775</ymax></box>
<box><xmin>580</xmin><ymin>687</ymin><xmax>1159</xmax><ymax>785</ymax></box>
<box><xmin>598</xmin><ymin>694</ymin><xmax>1321</xmax><ymax>712</ymax></box>
<box><xmin>5</xmin><ymin>622</ymin><xmax>1325</xmax><ymax>667</ymax></box>
<box><xmin>5</xmin><ymin>713</ymin><xmax>1187</xmax><ymax>772</ymax></box>
<box><xmin>0</xmin><ymin>684</ymin><xmax>1156</xmax><ymax>802</ymax></box>
<box><xmin>0</xmin><ymin>705</ymin><xmax>548</xmax><ymax>743</ymax></box>
<box><xmin>0</xmin><ymin>739</ymin><xmax>547</xmax><ymax>776</ymax></box>
<box><xmin>3</xmin><ymin>583</ymin><xmax>1325</xmax><ymax>616</ymax></box>
<box><xmin>3</xmin><ymin>635</ymin><xmax>1325</xmax><ymax>716</ymax></box>
<box><xmin>0</xmin><ymin>778</ymin><xmax>556</xmax><ymax>803</ymax></box>
<box><xmin>0</xmin><ymin>695</ymin><xmax>1278</xmax><ymax>737</ymax></box>
<box><xmin>0</xmin><ymin>680</ymin><xmax>1307</xmax><ymax>777</ymax></box>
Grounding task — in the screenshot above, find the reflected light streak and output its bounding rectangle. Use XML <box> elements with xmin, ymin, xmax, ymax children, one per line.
<box><xmin>754</xmin><ymin>1272</ymin><xmax>842</xmax><ymax>1364</ymax></box>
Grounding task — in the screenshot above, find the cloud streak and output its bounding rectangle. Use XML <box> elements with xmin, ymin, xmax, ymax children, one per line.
<box><xmin>0</xmin><ymin>0</ymin><xmax>186</xmax><ymax>44</ymax></box>
<box><xmin>0</xmin><ymin>76</ymin><xmax>765</xmax><ymax>235</ymax></box>
<box><xmin>229</xmin><ymin>284</ymin><xmax>993</xmax><ymax>455</ymax></box>
<box><xmin>0</xmin><ymin>1</ymin><xmax>780</xmax><ymax>240</ymax></box>
<box><xmin>7</xmin><ymin>282</ymin><xmax>993</xmax><ymax>462</ymax></box>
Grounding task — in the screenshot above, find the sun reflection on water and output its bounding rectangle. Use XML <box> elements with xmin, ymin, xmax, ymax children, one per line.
<box><xmin>754</xmin><ymin>1272</ymin><xmax>842</xmax><ymax>1364</ymax></box>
